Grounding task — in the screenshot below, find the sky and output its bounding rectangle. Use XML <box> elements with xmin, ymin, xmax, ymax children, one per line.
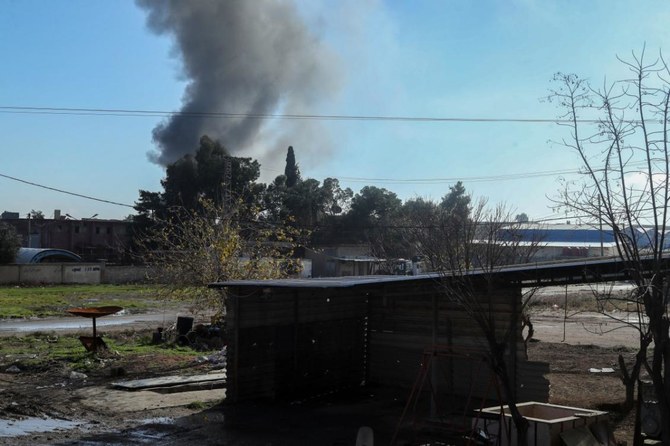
<box><xmin>1</xmin><ymin>0</ymin><xmax>669</xmax><ymax>222</ymax></box>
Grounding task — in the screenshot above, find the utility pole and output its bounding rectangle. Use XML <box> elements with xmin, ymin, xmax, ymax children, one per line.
<box><xmin>598</xmin><ymin>196</ymin><xmax>604</xmax><ymax>256</ymax></box>
<box><xmin>223</xmin><ymin>156</ymin><xmax>232</xmax><ymax>210</ymax></box>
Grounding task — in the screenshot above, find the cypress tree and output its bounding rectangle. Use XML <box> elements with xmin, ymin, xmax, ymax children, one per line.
<box><xmin>284</xmin><ymin>146</ymin><xmax>301</xmax><ymax>187</ymax></box>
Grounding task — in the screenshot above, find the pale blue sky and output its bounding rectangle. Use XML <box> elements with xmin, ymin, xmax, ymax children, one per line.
<box><xmin>1</xmin><ymin>1</ymin><xmax>669</xmax><ymax>221</ymax></box>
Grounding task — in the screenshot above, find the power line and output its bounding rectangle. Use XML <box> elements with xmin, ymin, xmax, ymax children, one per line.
<box><xmin>0</xmin><ymin>172</ymin><xmax>134</xmax><ymax>208</ymax></box>
<box><xmin>261</xmin><ymin>166</ymin><xmax>584</xmax><ymax>184</ymax></box>
<box><xmin>0</xmin><ymin>105</ymin><xmax>602</xmax><ymax>124</ymax></box>
<box><xmin>333</xmin><ymin>168</ymin><xmax>581</xmax><ymax>184</ymax></box>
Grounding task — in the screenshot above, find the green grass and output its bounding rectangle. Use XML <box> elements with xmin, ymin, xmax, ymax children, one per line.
<box><xmin>0</xmin><ymin>284</ymin><xmax>177</xmax><ymax>319</ymax></box>
<box><xmin>0</xmin><ymin>331</ymin><xmax>199</xmax><ymax>373</ymax></box>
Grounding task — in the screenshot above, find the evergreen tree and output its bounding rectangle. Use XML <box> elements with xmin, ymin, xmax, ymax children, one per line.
<box><xmin>0</xmin><ymin>222</ymin><xmax>21</xmax><ymax>264</ymax></box>
<box><xmin>284</xmin><ymin>146</ymin><xmax>301</xmax><ymax>187</ymax></box>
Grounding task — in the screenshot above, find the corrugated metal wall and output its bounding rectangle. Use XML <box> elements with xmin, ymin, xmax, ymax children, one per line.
<box><xmin>224</xmin><ymin>278</ymin><xmax>548</xmax><ymax>404</ymax></box>
<box><xmin>366</xmin><ymin>279</ymin><xmax>549</xmax><ymax>403</ymax></box>
<box><xmin>225</xmin><ymin>287</ymin><xmax>368</xmax><ymax>402</ymax></box>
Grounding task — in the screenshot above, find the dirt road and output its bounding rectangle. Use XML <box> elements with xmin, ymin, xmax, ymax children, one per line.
<box><xmin>532</xmin><ymin>309</ymin><xmax>642</xmax><ymax>348</ymax></box>
<box><xmin>0</xmin><ymin>311</ymin><xmax>183</xmax><ymax>335</ymax></box>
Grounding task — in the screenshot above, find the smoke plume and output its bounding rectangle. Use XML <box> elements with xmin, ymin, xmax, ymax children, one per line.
<box><xmin>136</xmin><ymin>0</ymin><xmax>340</xmax><ymax>167</ymax></box>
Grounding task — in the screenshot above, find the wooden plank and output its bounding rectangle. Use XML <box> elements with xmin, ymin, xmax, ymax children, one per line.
<box><xmin>112</xmin><ymin>372</ymin><xmax>227</xmax><ymax>390</ymax></box>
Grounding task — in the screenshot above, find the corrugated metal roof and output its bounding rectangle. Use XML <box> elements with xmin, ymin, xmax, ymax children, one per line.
<box><xmin>331</xmin><ymin>256</ymin><xmax>381</xmax><ymax>262</ymax></box>
<box><xmin>210</xmin><ymin>274</ymin><xmax>432</xmax><ymax>289</ymax></box>
<box><xmin>209</xmin><ymin>254</ymin><xmax>646</xmax><ymax>290</ymax></box>
<box><xmin>511</xmin><ymin>227</ymin><xmax>617</xmax><ymax>244</ymax></box>
<box><xmin>522</xmin><ymin>241</ymin><xmax>618</xmax><ymax>248</ymax></box>
<box><xmin>15</xmin><ymin>248</ymin><xmax>82</xmax><ymax>264</ymax></box>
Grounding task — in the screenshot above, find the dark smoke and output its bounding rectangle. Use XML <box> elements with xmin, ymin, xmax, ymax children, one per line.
<box><xmin>136</xmin><ymin>0</ymin><xmax>339</xmax><ymax>166</ymax></box>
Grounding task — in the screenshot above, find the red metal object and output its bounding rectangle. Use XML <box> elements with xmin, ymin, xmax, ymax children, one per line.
<box><xmin>67</xmin><ymin>306</ymin><xmax>123</xmax><ymax>352</ymax></box>
<box><xmin>67</xmin><ymin>306</ymin><xmax>123</xmax><ymax>318</ymax></box>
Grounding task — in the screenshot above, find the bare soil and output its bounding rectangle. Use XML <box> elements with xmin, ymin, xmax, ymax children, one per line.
<box><xmin>0</xmin><ymin>309</ymin><xmax>641</xmax><ymax>445</ymax></box>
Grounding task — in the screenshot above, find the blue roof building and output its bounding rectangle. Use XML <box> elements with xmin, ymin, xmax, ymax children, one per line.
<box><xmin>15</xmin><ymin>247</ymin><xmax>82</xmax><ymax>264</ymax></box>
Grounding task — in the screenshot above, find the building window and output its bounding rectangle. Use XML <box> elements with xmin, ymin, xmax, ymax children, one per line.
<box><xmin>96</xmin><ymin>227</ymin><xmax>100</xmax><ymax>235</ymax></box>
<box><xmin>74</xmin><ymin>225</ymin><xmax>80</xmax><ymax>234</ymax></box>
<box><xmin>106</xmin><ymin>227</ymin><xmax>112</xmax><ymax>235</ymax></box>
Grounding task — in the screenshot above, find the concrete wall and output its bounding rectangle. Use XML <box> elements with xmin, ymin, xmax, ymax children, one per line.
<box><xmin>62</xmin><ymin>264</ymin><xmax>101</xmax><ymax>284</ymax></box>
<box><xmin>0</xmin><ymin>262</ymin><xmax>302</xmax><ymax>285</ymax></box>
<box><xmin>18</xmin><ymin>264</ymin><xmax>64</xmax><ymax>284</ymax></box>
<box><xmin>0</xmin><ymin>265</ymin><xmax>20</xmax><ymax>283</ymax></box>
<box><xmin>0</xmin><ymin>263</ymin><xmax>149</xmax><ymax>285</ymax></box>
<box><xmin>104</xmin><ymin>265</ymin><xmax>149</xmax><ymax>284</ymax></box>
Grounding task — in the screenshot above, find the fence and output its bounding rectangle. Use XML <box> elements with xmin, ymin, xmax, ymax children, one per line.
<box><xmin>0</xmin><ymin>263</ymin><xmax>149</xmax><ymax>285</ymax></box>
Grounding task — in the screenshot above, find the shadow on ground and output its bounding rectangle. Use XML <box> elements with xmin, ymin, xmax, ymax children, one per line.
<box><xmin>56</xmin><ymin>388</ymin><xmax>405</xmax><ymax>445</ymax></box>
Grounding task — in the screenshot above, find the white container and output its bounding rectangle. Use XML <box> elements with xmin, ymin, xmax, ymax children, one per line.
<box><xmin>474</xmin><ymin>401</ymin><xmax>607</xmax><ymax>446</ymax></box>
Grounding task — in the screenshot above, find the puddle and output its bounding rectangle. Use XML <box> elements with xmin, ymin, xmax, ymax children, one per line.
<box><xmin>0</xmin><ymin>313</ymin><xmax>176</xmax><ymax>334</ymax></box>
<box><xmin>137</xmin><ymin>417</ymin><xmax>174</xmax><ymax>425</ymax></box>
<box><xmin>0</xmin><ymin>416</ymin><xmax>83</xmax><ymax>437</ymax></box>
<box><xmin>57</xmin><ymin>420</ymin><xmax>183</xmax><ymax>445</ymax></box>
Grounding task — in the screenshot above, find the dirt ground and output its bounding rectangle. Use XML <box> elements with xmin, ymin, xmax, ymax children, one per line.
<box><xmin>0</xmin><ymin>307</ymin><xmax>642</xmax><ymax>445</ymax></box>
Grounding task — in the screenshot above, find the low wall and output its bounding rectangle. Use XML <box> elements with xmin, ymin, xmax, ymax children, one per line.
<box><xmin>0</xmin><ymin>264</ymin><xmax>149</xmax><ymax>285</ymax></box>
<box><xmin>104</xmin><ymin>265</ymin><xmax>149</xmax><ymax>284</ymax></box>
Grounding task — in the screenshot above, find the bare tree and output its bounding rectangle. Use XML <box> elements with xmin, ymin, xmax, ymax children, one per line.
<box><xmin>549</xmin><ymin>48</ymin><xmax>670</xmax><ymax>443</ymax></box>
<box><xmin>411</xmin><ymin>193</ymin><xmax>543</xmax><ymax>444</ymax></box>
<box><xmin>140</xmin><ymin>198</ymin><xmax>305</xmax><ymax>318</ymax></box>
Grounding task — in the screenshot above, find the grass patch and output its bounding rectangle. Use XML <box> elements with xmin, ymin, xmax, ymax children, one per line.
<box><xmin>0</xmin><ymin>284</ymin><xmax>179</xmax><ymax>319</ymax></box>
<box><xmin>0</xmin><ymin>330</ymin><xmax>199</xmax><ymax>373</ymax></box>
<box><xmin>186</xmin><ymin>401</ymin><xmax>211</xmax><ymax>410</ymax></box>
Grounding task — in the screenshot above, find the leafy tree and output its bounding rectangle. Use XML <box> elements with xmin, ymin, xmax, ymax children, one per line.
<box><xmin>320</xmin><ymin>177</ymin><xmax>353</xmax><ymax>216</ymax></box>
<box><xmin>438</xmin><ymin>181</ymin><xmax>475</xmax><ymax>270</ymax></box>
<box><xmin>279</xmin><ymin>177</ymin><xmax>352</xmax><ymax>230</ymax></box>
<box><xmin>397</xmin><ymin>183</ymin><xmax>543</xmax><ymax>442</ymax></box>
<box><xmin>134</xmin><ymin>190</ymin><xmax>166</xmax><ymax>224</ymax></box>
<box><xmin>349</xmin><ymin>186</ymin><xmax>402</xmax><ymax>225</ymax></box>
<box><xmin>262</xmin><ymin>150</ymin><xmax>351</xmax><ymax>235</ymax></box>
<box><xmin>515</xmin><ymin>213</ymin><xmax>529</xmax><ymax>223</ymax></box>
<box><xmin>163</xmin><ymin>154</ymin><xmax>200</xmax><ymax>209</ymax></box>
<box><xmin>0</xmin><ymin>222</ymin><xmax>21</xmax><ymax>264</ymax></box>
<box><xmin>549</xmin><ymin>50</ymin><xmax>670</xmax><ymax>442</ymax></box>
<box><xmin>134</xmin><ymin>135</ymin><xmax>264</xmax><ymax>231</ymax></box>
<box><xmin>413</xmin><ymin>193</ymin><xmax>541</xmax><ymax>444</ymax></box>
<box><xmin>284</xmin><ymin>178</ymin><xmax>322</xmax><ymax>227</ymax></box>
<box><xmin>193</xmin><ymin>135</ymin><xmax>263</xmax><ymax>208</ymax></box>
<box><xmin>397</xmin><ymin>197</ymin><xmax>441</xmax><ymax>268</ymax></box>
<box><xmin>284</xmin><ymin>146</ymin><xmax>300</xmax><ymax>188</ymax></box>
<box><xmin>440</xmin><ymin>181</ymin><xmax>470</xmax><ymax>217</ymax></box>
<box><xmin>347</xmin><ymin>186</ymin><xmax>403</xmax><ymax>257</ymax></box>
<box><xmin>29</xmin><ymin>210</ymin><xmax>45</xmax><ymax>220</ymax></box>
<box><xmin>397</xmin><ymin>185</ymin><xmax>482</xmax><ymax>272</ymax></box>
<box><xmin>261</xmin><ymin>174</ymin><xmax>290</xmax><ymax>222</ymax></box>
<box><xmin>141</xmin><ymin>198</ymin><xmax>304</xmax><ymax>317</ymax></box>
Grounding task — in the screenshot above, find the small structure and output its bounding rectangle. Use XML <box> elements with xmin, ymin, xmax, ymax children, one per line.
<box><xmin>15</xmin><ymin>247</ymin><xmax>82</xmax><ymax>264</ymax></box>
<box><xmin>211</xmin><ymin>255</ymin><xmax>670</xmax><ymax>405</ymax></box>
<box><xmin>302</xmin><ymin>245</ymin><xmax>383</xmax><ymax>277</ymax></box>
<box><xmin>2</xmin><ymin>211</ymin><xmax>133</xmax><ymax>262</ymax></box>
<box><xmin>475</xmin><ymin>402</ymin><xmax>609</xmax><ymax>446</ymax></box>
<box><xmin>211</xmin><ymin>273</ymin><xmax>550</xmax><ymax>405</ymax></box>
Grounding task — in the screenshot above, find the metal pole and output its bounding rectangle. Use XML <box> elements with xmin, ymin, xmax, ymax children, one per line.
<box><xmin>599</xmin><ymin>196</ymin><xmax>604</xmax><ymax>256</ymax></box>
<box><xmin>92</xmin><ymin>317</ymin><xmax>97</xmax><ymax>352</ymax></box>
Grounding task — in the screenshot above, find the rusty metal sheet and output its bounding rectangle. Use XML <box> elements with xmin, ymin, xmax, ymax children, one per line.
<box><xmin>67</xmin><ymin>306</ymin><xmax>123</xmax><ymax>318</ymax></box>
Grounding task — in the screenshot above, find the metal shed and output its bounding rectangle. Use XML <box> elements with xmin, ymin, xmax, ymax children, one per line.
<box><xmin>211</xmin><ymin>272</ymin><xmax>550</xmax><ymax>405</ymax></box>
